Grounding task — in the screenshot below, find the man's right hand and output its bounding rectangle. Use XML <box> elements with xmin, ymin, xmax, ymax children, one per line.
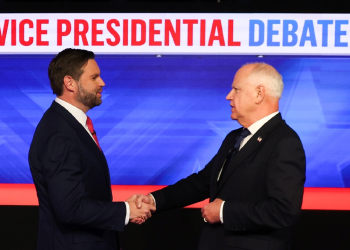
<box><xmin>135</xmin><ymin>194</ymin><xmax>155</xmax><ymax>209</ymax></box>
<box><xmin>126</xmin><ymin>195</ymin><xmax>156</xmax><ymax>225</ymax></box>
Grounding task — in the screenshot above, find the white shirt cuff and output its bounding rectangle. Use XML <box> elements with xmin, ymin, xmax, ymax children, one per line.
<box><xmin>124</xmin><ymin>202</ymin><xmax>130</xmax><ymax>225</ymax></box>
<box><xmin>149</xmin><ymin>193</ymin><xmax>156</xmax><ymax>207</ymax></box>
<box><xmin>220</xmin><ymin>201</ymin><xmax>225</xmax><ymax>223</ymax></box>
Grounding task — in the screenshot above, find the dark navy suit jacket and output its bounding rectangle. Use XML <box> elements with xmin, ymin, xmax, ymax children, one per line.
<box><xmin>152</xmin><ymin>113</ymin><xmax>306</xmax><ymax>250</ymax></box>
<box><xmin>29</xmin><ymin>101</ymin><xmax>125</xmax><ymax>250</ymax></box>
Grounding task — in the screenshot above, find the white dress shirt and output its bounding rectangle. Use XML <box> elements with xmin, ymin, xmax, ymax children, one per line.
<box><xmin>55</xmin><ymin>98</ymin><xmax>130</xmax><ymax>225</ymax></box>
<box><xmin>219</xmin><ymin>111</ymin><xmax>280</xmax><ymax>223</ymax></box>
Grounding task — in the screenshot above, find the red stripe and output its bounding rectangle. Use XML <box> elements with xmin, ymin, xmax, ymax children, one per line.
<box><xmin>0</xmin><ymin>184</ymin><xmax>349</xmax><ymax>210</ymax></box>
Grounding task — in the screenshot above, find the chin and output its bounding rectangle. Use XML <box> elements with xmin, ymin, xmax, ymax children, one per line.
<box><xmin>96</xmin><ymin>98</ymin><xmax>102</xmax><ymax>106</ymax></box>
<box><xmin>230</xmin><ymin>114</ymin><xmax>238</xmax><ymax>120</ymax></box>
<box><xmin>89</xmin><ymin>100</ymin><xmax>102</xmax><ymax>109</ymax></box>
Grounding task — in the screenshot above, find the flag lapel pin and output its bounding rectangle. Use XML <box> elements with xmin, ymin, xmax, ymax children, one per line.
<box><xmin>257</xmin><ymin>137</ymin><xmax>262</xmax><ymax>142</ymax></box>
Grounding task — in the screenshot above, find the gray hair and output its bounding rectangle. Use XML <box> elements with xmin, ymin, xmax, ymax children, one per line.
<box><xmin>245</xmin><ymin>62</ymin><xmax>284</xmax><ymax>99</ymax></box>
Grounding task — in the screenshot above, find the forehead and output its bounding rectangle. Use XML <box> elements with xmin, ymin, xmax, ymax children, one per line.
<box><xmin>232</xmin><ymin>65</ymin><xmax>254</xmax><ymax>87</ymax></box>
<box><xmin>82</xmin><ymin>59</ymin><xmax>100</xmax><ymax>74</ymax></box>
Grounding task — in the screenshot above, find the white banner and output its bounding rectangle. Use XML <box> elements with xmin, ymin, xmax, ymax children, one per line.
<box><xmin>1</xmin><ymin>13</ymin><xmax>350</xmax><ymax>55</ymax></box>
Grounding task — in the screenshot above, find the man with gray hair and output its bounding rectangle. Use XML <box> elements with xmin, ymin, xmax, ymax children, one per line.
<box><xmin>135</xmin><ymin>63</ymin><xmax>306</xmax><ymax>250</ymax></box>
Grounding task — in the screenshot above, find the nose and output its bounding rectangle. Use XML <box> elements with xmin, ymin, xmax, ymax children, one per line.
<box><xmin>99</xmin><ymin>77</ymin><xmax>106</xmax><ymax>87</ymax></box>
<box><xmin>226</xmin><ymin>89</ymin><xmax>233</xmax><ymax>100</ymax></box>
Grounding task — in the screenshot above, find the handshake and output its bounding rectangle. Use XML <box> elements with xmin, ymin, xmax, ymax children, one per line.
<box><xmin>126</xmin><ymin>194</ymin><xmax>156</xmax><ymax>225</ymax></box>
<box><xmin>126</xmin><ymin>194</ymin><xmax>224</xmax><ymax>225</ymax></box>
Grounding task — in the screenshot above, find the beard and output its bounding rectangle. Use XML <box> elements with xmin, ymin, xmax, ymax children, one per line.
<box><xmin>76</xmin><ymin>82</ymin><xmax>102</xmax><ymax>109</ymax></box>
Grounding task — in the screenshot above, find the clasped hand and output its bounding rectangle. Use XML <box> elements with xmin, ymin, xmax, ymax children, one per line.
<box><xmin>127</xmin><ymin>195</ymin><xmax>223</xmax><ymax>225</ymax></box>
<box><xmin>126</xmin><ymin>194</ymin><xmax>156</xmax><ymax>225</ymax></box>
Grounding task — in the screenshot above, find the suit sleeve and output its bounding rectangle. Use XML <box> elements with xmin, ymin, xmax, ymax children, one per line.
<box><xmin>152</xmin><ymin>131</ymin><xmax>237</xmax><ymax>212</ymax></box>
<box><xmin>41</xmin><ymin>132</ymin><xmax>126</xmax><ymax>231</ymax></box>
<box><xmin>223</xmin><ymin>136</ymin><xmax>306</xmax><ymax>231</ymax></box>
<box><xmin>152</xmin><ymin>155</ymin><xmax>214</xmax><ymax>212</ymax></box>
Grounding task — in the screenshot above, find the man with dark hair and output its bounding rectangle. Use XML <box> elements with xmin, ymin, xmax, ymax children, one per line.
<box><xmin>29</xmin><ymin>48</ymin><xmax>154</xmax><ymax>250</ymax></box>
<box><xmin>136</xmin><ymin>63</ymin><xmax>306</xmax><ymax>250</ymax></box>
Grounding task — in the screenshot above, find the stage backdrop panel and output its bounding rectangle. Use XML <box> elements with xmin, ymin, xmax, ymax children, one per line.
<box><xmin>0</xmin><ymin>54</ymin><xmax>349</xmax><ymax>188</ymax></box>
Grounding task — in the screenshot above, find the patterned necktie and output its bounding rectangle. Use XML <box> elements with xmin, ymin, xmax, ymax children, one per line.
<box><xmin>86</xmin><ymin>116</ymin><xmax>102</xmax><ymax>151</ymax></box>
<box><xmin>217</xmin><ymin>128</ymin><xmax>251</xmax><ymax>181</ymax></box>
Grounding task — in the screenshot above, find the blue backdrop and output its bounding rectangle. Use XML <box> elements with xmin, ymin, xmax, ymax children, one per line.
<box><xmin>0</xmin><ymin>54</ymin><xmax>349</xmax><ymax>187</ymax></box>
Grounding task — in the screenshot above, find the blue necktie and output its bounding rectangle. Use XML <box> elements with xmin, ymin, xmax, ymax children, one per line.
<box><xmin>218</xmin><ymin>128</ymin><xmax>251</xmax><ymax>181</ymax></box>
<box><xmin>232</xmin><ymin>128</ymin><xmax>251</xmax><ymax>156</ymax></box>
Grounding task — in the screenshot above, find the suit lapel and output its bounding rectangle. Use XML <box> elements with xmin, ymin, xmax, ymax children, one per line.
<box><xmin>75</xmin><ymin>126</ymin><xmax>112</xmax><ymax>189</ymax></box>
<box><xmin>50</xmin><ymin>101</ymin><xmax>112</xmax><ymax>196</ymax></box>
<box><xmin>215</xmin><ymin>113</ymin><xmax>283</xmax><ymax>194</ymax></box>
<box><xmin>210</xmin><ymin>129</ymin><xmax>242</xmax><ymax>198</ymax></box>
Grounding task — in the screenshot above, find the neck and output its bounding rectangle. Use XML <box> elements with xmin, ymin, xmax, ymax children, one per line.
<box><xmin>57</xmin><ymin>95</ymin><xmax>89</xmax><ymax>113</ymax></box>
<box><xmin>240</xmin><ymin>107</ymin><xmax>279</xmax><ymax>128</ymax></box>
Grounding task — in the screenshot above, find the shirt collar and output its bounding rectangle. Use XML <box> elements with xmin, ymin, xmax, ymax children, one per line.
<box><xmin>247</xmin><ymin>111</ymin><xmax>279</xmax><ymax>136</ymax></box>
<box><xmin>55</xmin><ymin>97</ymin><xmax>87</xmax><ymax>127</ymax></box>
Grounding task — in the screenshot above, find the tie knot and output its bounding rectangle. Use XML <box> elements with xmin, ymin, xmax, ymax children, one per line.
<box><xmin>240</xmin><ymin>128</ymin><xmax>251</xmax><ymax>138</ymax></box>
<box><xmin>86</xmin><ymin>116</ymin><xmax>92</xmax><ymax>125</ymax></box>
<box><xmin>86</xmin><ymin>116</ymin><xmax>94</xmax><ymax>134</ymax></box>
<box><xmin>233</xmin><ymin>128</ymin><xmax>251</xmax><ymax>150</ymax></box>
<box><xmin>86</xmin><ymin>116</ymin><xmax>101</xmax><ymax>151</ymax></box>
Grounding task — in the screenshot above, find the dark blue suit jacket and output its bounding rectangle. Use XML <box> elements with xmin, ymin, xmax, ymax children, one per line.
<box><xmin>29</xmin><ymin>101</ymin><xmax>125</xmax><ymax>250</ymax></box>
<box><xmin>152</xmin><ymin>113</ymin><xmax>306</xmax><ymax>250</ymax></box>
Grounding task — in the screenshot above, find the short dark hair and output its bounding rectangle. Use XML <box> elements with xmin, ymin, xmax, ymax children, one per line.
<box><xmin>48</xmin><ymin>48</ymin><xmax>95</xmax><ymax>95</ymax></box>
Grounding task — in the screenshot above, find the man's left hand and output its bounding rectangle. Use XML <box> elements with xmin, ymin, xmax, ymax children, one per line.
<box><xmin>201</xmin><ymin>198</ymin><xmax>223</xmax><ymax>224</ymax></box>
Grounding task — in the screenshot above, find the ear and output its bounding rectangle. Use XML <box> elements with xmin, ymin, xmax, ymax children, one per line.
<box><xmin>255</xmin><ymin>85</ymin><xmax>265</xmax><ymax>104</ymax></box>
<box><xmin>63</xmin><ymin>75</ymin><xmax>76</xmax><ymax>92</ymax></box>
